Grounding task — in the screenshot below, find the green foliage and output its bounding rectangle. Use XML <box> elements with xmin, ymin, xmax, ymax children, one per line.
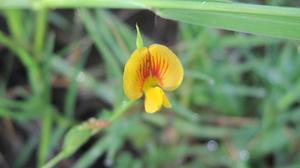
<box><xmin>0</xmin><ymin>0</ymin><xmax>300</xmax><ymax>168</ymax></box>
<box><xmin>2</xmin><ymin>0</ymin><xmax>300</xmax><ymax>40</ymax></box>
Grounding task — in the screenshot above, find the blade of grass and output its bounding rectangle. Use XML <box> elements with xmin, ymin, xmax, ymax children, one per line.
<box><xmin>42</xmin><ymin>100</ymin><xmax>135</xmax><ymax>168</ymax></box>
<box><xmin>79</xmin><ymin>9</ymin><xmax>122</xmax><ymax>80</ymax></box>
<box><xmin>73</xmin><ymin>137</ymin><xmax>110</xmax><ymax>168</ymax></box>
<box><xmin>64</xmin><ymin>46</ymin><xmax>91</xmax><ymax>118</ymax></box>
<box><xmin>2</xmin><ymin>0</ymin><xmax>300</xmax><ymax>39</ymax></box>
<box><xmin>0</xmin><ymin>53</ymin><xmax>14</xmax><ymax>96</ymax></box>
<box><xmin>38</xmin><ymin>31</ymin><xmax>55</xmax><ymax>168</ymax></box>
<box><xmin>50</xmin><ymin>56</ymin><xmax>114</xmax><ymax>104</ymax></box>
<box><xmin>38</xmin><ymin>106</ymin><xmax>54</xmax><ymax>167</ymax></box>
<box><xmin>14</xmin><ymin>135</ymin><xmax>38</xmax><ymax>168</ymax></box>
<box><xmin>4</xmin><ymin>9</ymin><xmax>24</xmax><ymax>42</ymax></box>
<box><xmin>156</xmin><ymin>8</ymin><xmax>300</xmax><ymax>40</ymax></box>
<box><xmin>79</xmin><ymin>9</ymin><xmax>126</xmax><ymax>106</ymax></box>
<box><xmin>34</xmin><ymin>8</ymin><xmax>48</xmax><ymax>60</ymax></box>
<box><xmin>94</xmin><ymin>10</ymin><xmax>126</xmax><ymax>64</ymax></box>
<box><xmin>0</xmin><ymin>31</ymin><xmax>43</xmax><ymax>95</ymax></box>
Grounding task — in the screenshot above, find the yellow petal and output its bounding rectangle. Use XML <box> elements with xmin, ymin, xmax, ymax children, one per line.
<box><xmin>123</xmin><ymin>47</ymin><xmax>148</xmax><ymax>100</ymax></box>
<box><xmin>162</xmin><ymin>91</ymin><xmax>172</xmax><ymax>108</ymax></box>
<box><xmin>148</xmin><ymin>44</ymin><xmax>184</xmax><ymax>91</ymax></box>
<box><xmin>144</xmin><ymin>86</ymin><xmax>164</xmax><ymax>113</ymax></box>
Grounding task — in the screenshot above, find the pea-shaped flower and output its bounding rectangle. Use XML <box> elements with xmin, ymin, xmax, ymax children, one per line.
<box><xmin>123</xmin><ymin>26</ymin><xmax>184</xmax><ymax>113</ymax></box>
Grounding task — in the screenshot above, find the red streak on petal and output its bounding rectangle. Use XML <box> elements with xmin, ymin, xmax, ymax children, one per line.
<box><xmin>135</xmin><ymin>51</ymin><xmax>169</xmax><ymax>90</ymax></box>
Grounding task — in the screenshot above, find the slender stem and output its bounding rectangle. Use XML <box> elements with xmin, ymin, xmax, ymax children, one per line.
<box><xmin>4</xmin><ymin>9</ymin><xmax>24</xmax><ymax>42</ymax></box>
<box><xmin>33</xmin><ymin>7</ymin><xmax>52</xmax><ymax>167</ymax></box>
<box><xmin>34</xmin><ymin>8</ymin><xmax>48</xmax><ymax>60</ymax></box>
<box><xmin>109</xmin><ymin>100</ymin><xmax>135</xmax><ymax>122</ymax></box>
<box><xmin>42</xmin><ymin>100</ymin><xmax>136</xmax><ymax>168</ymax></box>
<box><xmin>38</xmin><ymin>107</ymin><xmax>53</xmax><ymax>167</ymax></box>
<box><xmin>42</xmin><ymin>153</ymin><xmax>66</xmax><ymax>168</ymax></box>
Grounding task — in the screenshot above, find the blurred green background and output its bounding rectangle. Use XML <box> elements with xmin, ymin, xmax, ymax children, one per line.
<box><xmin>1</xmin><ymin>0</ymin><xmax>300</xmax><ymax>168</ymax></box>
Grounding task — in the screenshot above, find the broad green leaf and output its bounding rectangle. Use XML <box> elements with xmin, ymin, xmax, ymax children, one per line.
<box><xmin>156</xmin><ymin>8</ymin><xmax>300</xmax><ymax>40</ymax></box>
<box><xmin>2</xmin><ymin>0</ymin><xmax>300</xmax><ymax>39</ymax></box>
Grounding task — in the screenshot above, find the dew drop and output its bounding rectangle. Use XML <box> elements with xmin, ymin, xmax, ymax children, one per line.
<box><xmin>208</xmin><ymin>79</ymin><xmax>215</xmax><ymax>85</ymax></box>
<box><xmin>122</xmin><ymin>100</ymin><xmax>128</xmax><ymax>106</ymax></box>
<box><xmin>239</xmin><ymin>149</ymin><xmax>249</xmax><ymax>161</ymax></box>
<box><xmin>105</xmin><ymin>159</ymin><xmax>113</xmax><ymax>167</ymax></box>
<box><xmin>76</xmin><ymin>71</ymin><xmax>85</xmax><ymax>82</ymax></box>
<box><xmin>207</xmin><ymin>140</ymin><xmax>218</xmax><ymax>151</ymax></box>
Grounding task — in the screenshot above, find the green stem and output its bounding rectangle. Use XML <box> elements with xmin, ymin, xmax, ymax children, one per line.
<box><xmin>33</xmin><ymin>7</ymin><xmax>52</xmax><ymax>167</ymax></box>
<box><xmin>38</xmin><ymin>107</ymin><xmax>53</xmax><ymax>167</ymax></box>
<box><xmin>34</xmin><ymin>8</ymin><xmax>48</xmax><ymax>60</ymax></box>
<box><xmin>4</xmin><ymin>9</ymin><xmax>24</xmax><ymax>42</ymax></box>
<box><xmin>42</xmin><ymin>100</ymin><xmax>136</xmax><ymax>168</ymax></box>
<box><xmin>42</xmin><ymin>153</ymin><xmax>66</xmax><ymax>168</ymax></box>
<box><xmin>109</xmin><ymin>100</ymin><xmax>135</xmax><ymax>122</ymax></box>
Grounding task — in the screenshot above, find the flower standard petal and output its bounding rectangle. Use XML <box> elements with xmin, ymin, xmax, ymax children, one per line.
<box><xmin>144</xmin><ymin>86</ymin><xmax>164</xmax><ymax>113</ymax></box>
<box><xmin>123</xmin><ymin>47</ymin><xmax>148</xmax><ymax>100</ymax></box>
<box><xmin>148</xmin><ymin>44</ymin><xmax>184</xmax><ymax>91</ymax></box>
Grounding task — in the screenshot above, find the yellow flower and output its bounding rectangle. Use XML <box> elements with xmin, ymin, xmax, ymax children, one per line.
<box><xmin>123</xmin><ymin>26</ymin><xmax>184</xmax><ymax>113</ymax></box>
